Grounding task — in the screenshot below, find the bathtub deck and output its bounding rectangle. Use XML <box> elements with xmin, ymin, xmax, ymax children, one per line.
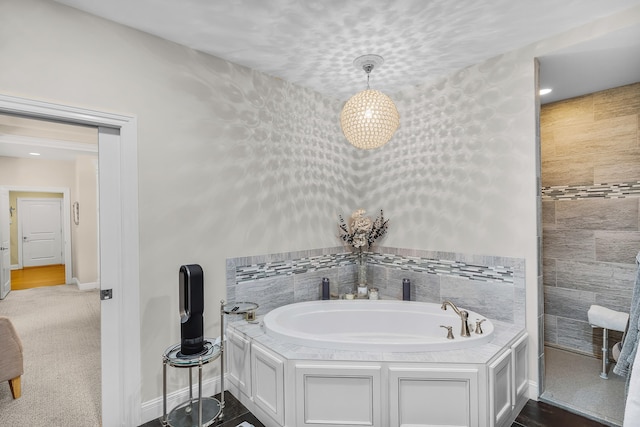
<box><xmin>228</xmin><ymin>315</ymin><xmax>525</xmax><ymax>365</ymax></box>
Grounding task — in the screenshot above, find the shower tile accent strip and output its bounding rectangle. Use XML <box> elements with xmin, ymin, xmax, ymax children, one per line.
<box><xmin>542</xmin><ymin>181</ymin><xmax>640</xmax><ymax>201</ymax></box>
<box><xmin>235</xmin><ymin>251</ymin><xmax>514</xmax><ymax>284</ymax></box>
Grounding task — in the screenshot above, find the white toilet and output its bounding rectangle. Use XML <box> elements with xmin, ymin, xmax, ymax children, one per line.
<box><xmin>588</xmin><ymin>305</ymin><xmax>629</xmax><ymax>379</ymax></box>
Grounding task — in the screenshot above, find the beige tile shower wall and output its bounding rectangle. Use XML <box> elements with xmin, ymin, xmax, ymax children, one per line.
<box><xmin>542</xmin><ymin>82</ymin><xmax>640</xmax><ymax>356</ymax></box>
<box><xmin>541</xmin><ymin>82</ymin><xmax>640</xmax><ymax>187</ymax></box>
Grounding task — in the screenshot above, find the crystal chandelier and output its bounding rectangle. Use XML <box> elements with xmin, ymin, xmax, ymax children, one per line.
<box><xmin>340</xmin><ymin>54</ymin><xmax>399</xmax><ymax>150</ymax></box>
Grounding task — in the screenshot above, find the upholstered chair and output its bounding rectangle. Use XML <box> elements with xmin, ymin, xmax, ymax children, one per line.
<box><xmin>0</xmin><ymin>316</ymin><xmax>23</xmax><ymax>399</ymax></box>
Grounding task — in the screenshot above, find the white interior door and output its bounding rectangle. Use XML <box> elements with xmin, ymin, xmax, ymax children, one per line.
<box><xmin>19</xmin><ymin>198</ymin><xmax>63</xmax><ymax>267</ymax></box>
<box><xmin>0</xmin><ymin>188</ymin><xmax>10</xmax><ymax>299</ymax></box>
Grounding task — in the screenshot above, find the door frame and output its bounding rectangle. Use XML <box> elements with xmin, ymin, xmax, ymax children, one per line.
<box><xmin>0</xmin><ymin>188</ymin><xmax>10</xmax><ymax>299</ymax></box>
<box><xmin>9</xmin><ymin>190</ymin><xmax>71</xmax><ymax>281</ymax></box>
<box><xmin>0</xmin><ymin>93</ymin><xmax>141</xmax><ymax>426</ymax></box>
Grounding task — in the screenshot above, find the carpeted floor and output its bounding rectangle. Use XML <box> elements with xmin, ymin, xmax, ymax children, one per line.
<box><xmin>541</xmin><ymin>346</ymin><xmax>626</xmax><ymax>426</ymax></box>
<box><xmin>0</xmin><ymin>284</ymin><xmax>101</xmax><ymax>426</ymax></box>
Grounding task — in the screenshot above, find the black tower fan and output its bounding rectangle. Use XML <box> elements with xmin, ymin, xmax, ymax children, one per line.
<box><xmin>178</xmin><ymin>264</ymin><xmax>205</xmax><ymax>355</ymax></box>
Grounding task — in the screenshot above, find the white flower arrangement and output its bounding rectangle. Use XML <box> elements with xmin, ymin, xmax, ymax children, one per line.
<box><xmin>338</xmin><ymin>209</ymin><xmax>389</xmax><ymax>250</ymax></box>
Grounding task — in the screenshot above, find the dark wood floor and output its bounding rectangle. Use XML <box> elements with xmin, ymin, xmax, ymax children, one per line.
<box><xmin>140</xmin><ymin>393</ymin><xmax>609</xmax><ymax>427</ymax></box>
<box><xmin>514</xmin><ymin>400</ymin><xmax>609</xmax><ymax>427</ymax></box>
<box><xmin>139</xmin><ymin>391</ymin><xmax>265</xmax><ymax>427</ymax></box>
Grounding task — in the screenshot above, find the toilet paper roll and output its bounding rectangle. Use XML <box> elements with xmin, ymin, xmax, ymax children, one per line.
<box><xmin>613</xmin><ymin>342</ymin><xmax>622</xmax><ymax>362</ymax></box>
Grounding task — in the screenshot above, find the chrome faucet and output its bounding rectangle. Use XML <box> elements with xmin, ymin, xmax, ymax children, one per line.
<box><xmin>441</xmin><ymin>300</ymin><xmax>471</xmax><ymax>337</ymax></box>
<box><xmin>440</xmin><ymin>325</ymin><xmax>454</xmax><ymax>339</ymax></box>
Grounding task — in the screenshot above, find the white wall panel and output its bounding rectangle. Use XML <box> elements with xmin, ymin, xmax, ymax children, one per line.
<box><xmin>227</xmin><ymin>328</ymin><xmax>251</xmax><ymax>398</ymax></box>
<box><xmin>389</xmin><ymin>366</ymin><xmax>479</xmax><ymax>427</ymax></box>
<box><xmin>489</xmin><ymin>350</ymin><xmax>512</xmax><ymax>427</ymax></box>
<box><xmin>295</xmin><ymin>363</ymin><xmax>381</xmax><ymax>426</ymax></box>
<box><xmin>252</xmin><ymin>343</ymin><xmax>285</xmax><ymax>425</ymax></box>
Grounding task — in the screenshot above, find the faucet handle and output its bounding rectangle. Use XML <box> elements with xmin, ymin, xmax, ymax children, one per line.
<box><xmin>440</xmin><ymin>325</ymin><xmax>454</xmax><ymax>339</ymax></box>
<box><xmin>475</xmin><ymin>319</ymin><xmax>486</xmax><ymax>334</ymax></box>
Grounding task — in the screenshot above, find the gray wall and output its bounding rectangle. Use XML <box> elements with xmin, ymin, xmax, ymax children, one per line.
<box><xmin>227</xmin><ymin>246</ymin><xmax>526</xmax><ymax>326</ymax></box>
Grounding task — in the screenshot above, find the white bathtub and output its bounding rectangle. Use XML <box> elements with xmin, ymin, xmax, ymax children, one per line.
<box><xmin>262</xmin><ymin>299</ymin><xmax>494</xmax><ymax>352</ymax></box>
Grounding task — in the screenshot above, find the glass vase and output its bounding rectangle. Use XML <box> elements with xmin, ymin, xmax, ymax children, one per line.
<box><xmin>357</xmin><ymin>251</ymin><xmax>367</xmax><ymax>284</ymax></box>
<box><xmin>357</xmin><ymin>251</ymin><xmax>368</xmax><ymax>297</ymax></box>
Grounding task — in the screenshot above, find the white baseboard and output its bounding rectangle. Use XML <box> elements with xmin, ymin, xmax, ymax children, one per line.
<box><xmin>140</xmin><ymin>375</ymin><xmax>221</xmax><ymax>425</ymax></box>
<box><xmin>73</xmin><ymin>277</ymin><xmax>100</xmax><ymax>290</ymax></box>
<box><xmin>528</xmin><ymin>380</ymin><xmax>539</xmax><ymax>400</ymax></box>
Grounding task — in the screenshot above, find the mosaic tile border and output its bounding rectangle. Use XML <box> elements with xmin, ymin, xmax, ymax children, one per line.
<box><xmin>234</xmin><ymin>253</ymin><xmax>352</xmax><ymax>283</ymax></box>
<box><xmin>234</xmin><ymin>251</ymin><xmax>514</xmax><ymax>284</ymax></box>
<box><xmin>367</xmin><ymin>253</ymin><xmax>514</xmax><ymax>284</ymax></box>
<box><xmin>542</xmin><ymin>181</ymin><xmax>640</xmax><ymax>201</ymax></box>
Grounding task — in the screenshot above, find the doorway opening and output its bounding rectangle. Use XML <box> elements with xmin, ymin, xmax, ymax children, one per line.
<box><xmin>0</xmin><ymin>117</ymin><xmax>101</xmax><ymax>424</ymax></box>
<box><xmin>9</xmin><ymin>192</ymin><xmax>70</xmax><ymax>290</ymax></box>
<box><xmin>537</xmin><ymin>28</ymin><xmax>640</xmax><ymax>424</ymax></box>
<box><xmin>0</xmin><ymin>93</ymin><xmax>141</xmax><ymax>426</ymax></box>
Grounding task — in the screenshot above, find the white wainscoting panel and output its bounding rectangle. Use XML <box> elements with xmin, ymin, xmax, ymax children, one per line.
<box><xmin>389</xmin><ymin>366</ymin><xmax>480</xmax><ymax>427</ymax></box>
<box><xmin>227</xmin><ymin>328</ymin><xmax>252</xmax><ymax>398</ymax></box>
<box><xmin>252</xmin><ymin>343</ymin><xmax>285</xmax><ymax>425</ymax></box>
<box><xmin>511</xmin><ymin>334</ymin><xmax>528</xmax><ymax>406</ymax></box>
<box><xmin>295</xmin><ymin>363</ymin><xmax>382</xmax><ymax>426</ymax></box>
<box><xmin>489</xmin><ymin>349</ymin><xmax>512</xmax><ymax>427</ymax></box>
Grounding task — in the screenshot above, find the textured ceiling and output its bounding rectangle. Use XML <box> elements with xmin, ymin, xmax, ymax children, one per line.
<box><xmin>52</xmin><ymin>0</ymin><xmax>640</xmax><ymax>101</ymax></box>
<box><xmin>3</xmin><ymin>1</ymin><xmax>640</xmax><ymax>161</ymax></box>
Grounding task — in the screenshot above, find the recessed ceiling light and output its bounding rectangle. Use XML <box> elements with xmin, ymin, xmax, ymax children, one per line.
<box><xmin>539</xmin><ymin>88</ymin><xmax>552</xmax><ymax>95</ymax></box>
<box><xmin>29</xmin><ymin>152</ymin><xmax>41</xmax><ymax>156</ymax></box>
